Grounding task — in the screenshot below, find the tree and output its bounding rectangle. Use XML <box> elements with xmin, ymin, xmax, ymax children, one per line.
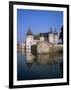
<box><xmin>59</xmin><ymin>26</ymin><xmax>63</xmax><ymax>44</ymax></box>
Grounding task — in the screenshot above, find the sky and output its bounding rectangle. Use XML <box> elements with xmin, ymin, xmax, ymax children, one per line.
<box><xmin>17</xmin><ymin>9</ymin><xmax>63</xmax><ymax>44</ymax></box>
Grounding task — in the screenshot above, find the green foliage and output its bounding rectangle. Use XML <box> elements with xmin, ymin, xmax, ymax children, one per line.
<box><xmin>59</xmin><ymin>26</ymin><xmax>63</xmax><ymax>44</ymax></box>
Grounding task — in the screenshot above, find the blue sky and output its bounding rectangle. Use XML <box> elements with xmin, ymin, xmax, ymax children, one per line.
<box><xmin>17</xmin><ymin>9</ymin><xmax>63</xmax><ymax>44</ymax></box>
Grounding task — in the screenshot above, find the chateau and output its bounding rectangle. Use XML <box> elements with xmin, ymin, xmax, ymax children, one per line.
<box><xmin>17</xmin><ymin>27</ymin><xmax>63</xmax><ymax>54</ymax></box>
<box><xmin>26</xmin><ymin>27</ymin><xmax>59</xmax><ymax>53</ymax></box>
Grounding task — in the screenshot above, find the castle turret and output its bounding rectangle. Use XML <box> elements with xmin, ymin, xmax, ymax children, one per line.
<box><xmin>48</xmin><ymin>27</ymin><xmax>54</xmax><ymax>44</ymax></box>
<box><xmin>54</xmin><ymin>29</ymin><xmax>58</xmax><ymax>44</ymax></box>
<box><xmin>26</xmin><ymin>27</ymin><xmax>33</xmax><ymax>53</ymax></box>
<box><xmin>39</xmin><ymin>33</ymin><xmax>45</xmax><ymax>42</ymax></box>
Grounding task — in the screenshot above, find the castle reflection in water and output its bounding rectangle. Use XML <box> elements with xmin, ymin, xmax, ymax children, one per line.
<box><xmin>17</xmin><ymin>51</ymin><xmax>63</xmax><ymax>80</ymax></box>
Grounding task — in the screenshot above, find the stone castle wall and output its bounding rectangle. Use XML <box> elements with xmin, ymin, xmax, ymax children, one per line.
<box><xmin>37</xmin><ymin>42</ymin><xmax>63</xmax><ymax>54</ymax></box>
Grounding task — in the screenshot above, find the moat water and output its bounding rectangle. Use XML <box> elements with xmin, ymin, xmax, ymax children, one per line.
<box><xmin>17</xmin><ymin>52</ymin><xmax>63</xmax><ymax>80</ymax></box>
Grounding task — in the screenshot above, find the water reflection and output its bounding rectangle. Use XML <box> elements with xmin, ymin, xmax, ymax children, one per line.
<box><xmin>26</xmin><ymin>52</ymin><xmax>63</xmax><ymax>65</ymax></box>
<box><xmin>17</xmin><ymin>52</ymin><xmax>63</xmax><ymax>80</ymax></box>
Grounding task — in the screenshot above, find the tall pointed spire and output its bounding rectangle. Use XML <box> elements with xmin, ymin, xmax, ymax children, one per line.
<box><xmin>26</xmin><ymin>26</ymin><xmax>33</xmax><ymax>35</ymax></box>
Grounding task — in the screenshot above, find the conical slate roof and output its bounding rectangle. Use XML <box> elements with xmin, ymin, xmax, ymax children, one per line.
<box><xmin>48</xmin><ymin>27</ymin><xmax>53</xmax><ymax>34</ymax></box>
<box><xmin>27</xmin><ymin>27</ymin><xmax>33</xmax><ymax>35</ymax></box>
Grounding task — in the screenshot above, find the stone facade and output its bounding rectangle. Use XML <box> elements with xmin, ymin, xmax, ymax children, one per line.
<box><xmin>37</xmin><ymin>44</ymin><xmax>63</xmax><ymax>54</ymax></box>
<box><xmin>37</xmin><ymin>42</ymin><xmax>50</xmax><ymax>54</ymax></box>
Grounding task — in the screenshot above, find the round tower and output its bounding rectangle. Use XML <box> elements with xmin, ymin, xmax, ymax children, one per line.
<box><xmin>39</xmin><ymin>34</ymin><xmax>44</xmax><ymax>42</ymax></box>
<box><xmin>54</xmin><ymin>29</ymin><xmax>58</xmax><ymax>44</ymax></box>
<box><xmin>26</xmin><ymin>27</ymin><xmax>33</xmax><ymax>53</ymax></box>
<box><xmin>48</xmin><ymin>28</ymin><xmax>54</xmax><ymax>44</ymax></box>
